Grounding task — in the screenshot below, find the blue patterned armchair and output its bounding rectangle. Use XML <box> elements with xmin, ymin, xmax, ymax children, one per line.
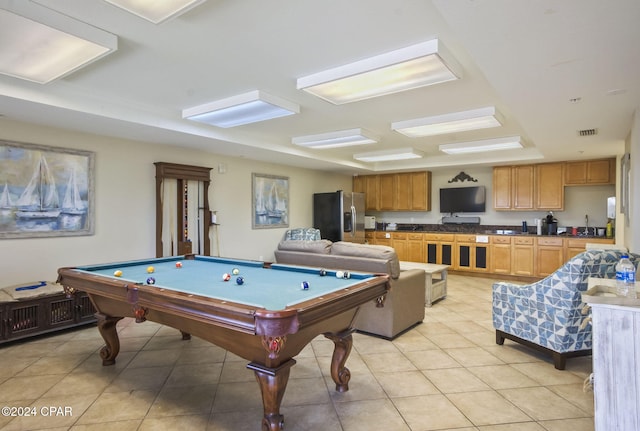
<box><xmin>493</xmin><ymin>249</ymin><xmax>639</xmax><ymax>369</ymax></box>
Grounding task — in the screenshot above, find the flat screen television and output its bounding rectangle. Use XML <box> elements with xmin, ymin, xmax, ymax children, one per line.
<box><xmin>439</xmin><ymin>186</ymin><xmax>486</xmax><ymax>213</ymax></box>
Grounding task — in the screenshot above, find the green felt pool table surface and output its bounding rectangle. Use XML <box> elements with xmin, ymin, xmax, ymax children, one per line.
<box><xmin>76</xmin><ymin>255</ymin><xmax>375</xmax><ymax>311</ymax></box>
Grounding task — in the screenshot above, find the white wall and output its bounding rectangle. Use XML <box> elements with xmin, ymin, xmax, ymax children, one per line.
<box><xmin>0</xmin><ymin>119</ymin><xmax>351</xmax><ymax>286</ymax></box>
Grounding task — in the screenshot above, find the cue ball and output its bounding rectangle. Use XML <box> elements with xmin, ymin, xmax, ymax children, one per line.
<box><xmin>113</xmin><ymin>270</ymin><xmax>123</xmax><ymax>277</ymax></box>
<box><xmin>335</xmin><ymin>270</ymin><xmax>344</xmax><ymax>279</ymax></box>
<box><xmin>175</xmin><ymin>262</ymin><xmax>183</xmax><ymax>268</ymax></box>
<box><xmin>301</xmin><ymin>281</ymin><xmax>309</xmax><ymax>290</ymax></box>
<box><xmin>343</xmin><ymin>271</ymin><xmax>350</xmax><ymax>279</ymax></box>
<box><xmin>236</xmin><ymin>276</ymin><xmax>244</xmax><ymax>285</ymax></box>
<box><xmin>146</xmin><ymin>277</ymin><xmax>155</xmax><ymax>284</ymax></box>
<box><xmin>147</xmin><ymin>266</ymin><xmax>155</xmax><ymax>273</ymax></box>
<box><xmin>232</xmin><ymin>268</ymin><xmax>240</xmax><ymax>275</ymax></box>
<box><xmin>319</xmin><ymin>269</ymin><xmax>327</xmax><ymax>277</ymax></box>
<box><xmin>222</xmin><ymin>273</ymin><xmax>231</xmax><ymax>281</ymax></box>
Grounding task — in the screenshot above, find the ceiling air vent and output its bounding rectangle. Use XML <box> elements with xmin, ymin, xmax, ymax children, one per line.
<box><xmin>578</xmin><ymin>128</ymin><xmax>598</xmax><ymax>136</ymax></box>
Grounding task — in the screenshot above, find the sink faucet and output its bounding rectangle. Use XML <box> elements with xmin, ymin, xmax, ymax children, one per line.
<box><xmin>584</xmin><ymin>214</ymin><xmax>594</xmax><ymax>236</ymax></box>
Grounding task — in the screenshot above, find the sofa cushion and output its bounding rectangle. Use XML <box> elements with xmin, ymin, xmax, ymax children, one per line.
<box><xmin>331</xmin><ymin>242</ymin><xmax>400</xmax><ymax>279</ymax></box>
<box><xmin>277</xmin><ymin>239</ymin><xmax>332</xmax><ymax>254</ymax></box>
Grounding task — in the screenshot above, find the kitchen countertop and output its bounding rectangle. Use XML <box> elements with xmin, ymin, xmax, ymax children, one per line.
<box><xmin>368</xmin><ymin>223</ymin><xmax>610</xmax><ymax>239</ymax></box>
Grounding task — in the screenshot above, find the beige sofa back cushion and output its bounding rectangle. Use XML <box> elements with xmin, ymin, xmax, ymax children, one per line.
<box><xmin>331</xmin><ymin>241</ymin><xmax>400</xmax><ymax>279</ymax></box>
<box><xmin>277</xmin><ymin>239</ymin><xmax>332</xmax><ymax>254</ymax></box>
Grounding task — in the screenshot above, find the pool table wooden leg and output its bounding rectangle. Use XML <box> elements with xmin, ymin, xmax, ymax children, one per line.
<box><xmin>247</xmin><ymin>359</ymin><xmax>296</xmax><ymax>431</ymax></box>
<box><xmin>324</xmin><ymin>329</ymin><xmax>353</xmax><ymax>392</ymax></box>
<box><xmin>96</xmin><ymin>313</ymin><xmax>124</xmax><ymax>366</ymax></box>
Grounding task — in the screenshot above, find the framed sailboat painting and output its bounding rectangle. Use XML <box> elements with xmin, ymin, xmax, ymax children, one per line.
<box><xmin>252</xmin><ymin>173</ymin><xmax>289</xmax><ymax>229</ymax></box>
<box><xmin>0</xmin><ymin>140</ymin><xmax>95</xmax><ymax>238</ymax></box>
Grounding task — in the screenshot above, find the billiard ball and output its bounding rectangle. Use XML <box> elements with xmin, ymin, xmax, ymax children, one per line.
<box><xmin>319</xmin><ymin>269</ymin><xmax>327</xmax><ymax>277</ymax></box>
<box><xmin>146</xmin><ymin>277</ymin><xmax>155</xmax><ymax>284</ymax></box>
<box><xmin>343</xmin><ymin>271</ymin><xmax>351</xmax><ymax>279</ymax></box>
<box><xmin>301</xmin><ymin>281</ymin><xmax>309</xmax><ymax>290</ymax></box>
<box><xmin>222</xmin><ymin>273</ymin><xmax>231</xmax><ymax>281</ymax></box>
<box><xmin>236</xmin><ymin>276</ymin><xmax>244</xmax><ymax>285</ymax></box>
<box><xmin>147</xmin><ymin>266</ymin><xmax>155</xmax><ymax>273</ymax></box>
<box><xmin>114</xmin><ymin>270</ymin><xmax>123</xmax><ymax>277</ymax></box>
<box><xmin>175</xmin><ymin>262</ymin><xmax>183</xmax><ymax>268</ymax></box>
<box><xmin>335</xmin><ymin>270</ymin><xmax>344</xmax><ymax>279</ymax></box>
<box><xmin>232</xmin><ymin>268</ymin><xmax>240</xmax><ymax>275</ymax></box>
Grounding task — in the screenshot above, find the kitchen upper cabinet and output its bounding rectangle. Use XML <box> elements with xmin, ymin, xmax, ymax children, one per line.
<box><xmin>535</xmin><ymin>162</ymin><xmax>564</xmax><ymax>210</ymax></box>
<box><xmin>409</xmin><ymin>171</ymin><xmax>431</xmax><ymax>211</ymax></box>
<box><xmin>354</xmin><ymin>171</ymin><xmax>431</xmax><ymax>211</ymax></box>
<box><xmin>378</xmin><ymin>174</ymin><xmax>395</xmax><ymax>210</ymax></box>
<box><xmin>565</xmin><ymin>158</ymin><xmax>615</xmax><ymax>185</ymax></box>
<box><xmin>493</xmin><ymin>165</ymin><xmax>534</xmax><ymax>210</ymax></box>
<box><xmin>364</xmin><ymin>175</ymin><xmax>379</xmax><ymax>211</ymax></box>
<box><xmin>494</xmin><ymin>163</ymin><xmax>563</xmax><ymax>211</ymax></box>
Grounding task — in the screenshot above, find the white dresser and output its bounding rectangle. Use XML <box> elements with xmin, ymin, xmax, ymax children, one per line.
<box><xmin>583</xmin><ymin>279</ymin><xmax>640</xmax><ymax>431</ymax></box>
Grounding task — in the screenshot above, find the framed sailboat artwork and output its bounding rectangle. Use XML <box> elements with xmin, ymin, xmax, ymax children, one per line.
<box><xmin>252</xmin><ymin>173</ymin><xmax>289</xmax><ymax>229</ymax></box>
<box><xmin>0</xmin><ymin>140</ymin><xmax>95</xmax><ymax>238</ymax></box>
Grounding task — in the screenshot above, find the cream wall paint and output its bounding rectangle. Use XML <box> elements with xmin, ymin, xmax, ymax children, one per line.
<box><xmin>0</xmin><ymin>119</ymin><xmax>351</xmax><ymax>286</ymax></box>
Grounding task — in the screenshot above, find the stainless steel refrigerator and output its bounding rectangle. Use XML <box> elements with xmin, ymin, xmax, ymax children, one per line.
<box><xmin>313</xmin><ymin>191</ymin><xmax>365</xmax><ymax>243</ymax></box>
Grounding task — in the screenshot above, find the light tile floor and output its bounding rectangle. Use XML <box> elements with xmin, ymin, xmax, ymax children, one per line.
<box><xmin>0</xmin><ymin>274</ymin><xmax>595</xmax><ymax>431</ymax></box>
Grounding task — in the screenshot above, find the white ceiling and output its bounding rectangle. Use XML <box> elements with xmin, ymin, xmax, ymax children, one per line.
<box><xmin>1</xmin><ymin>0</ymin><xmax>638</xmax><ymax>174</ymax></box>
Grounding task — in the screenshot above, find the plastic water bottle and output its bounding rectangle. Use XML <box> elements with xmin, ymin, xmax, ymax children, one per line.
<box><xmin>615</xmin><ymin>254</ymin><xmax>636</xmax><ymax>297</ymax></box>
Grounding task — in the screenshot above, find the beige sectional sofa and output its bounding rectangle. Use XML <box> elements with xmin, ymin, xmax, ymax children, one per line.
<box><xmin>274</xmin><ymin>239</ymin><xmax>426</xmax><ymax>339</ymax></box>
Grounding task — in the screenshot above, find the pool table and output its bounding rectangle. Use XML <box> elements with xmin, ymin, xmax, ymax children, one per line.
<box><xmin>57</xmin><ymin>255</ymin><xmax>390</xmax><ymax>431</ymax></box>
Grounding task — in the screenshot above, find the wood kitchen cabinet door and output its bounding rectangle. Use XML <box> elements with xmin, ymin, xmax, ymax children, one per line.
<box><xmin>378</xmin><ymin>174</ymin><xmax>395</xmax><ymax>210</ymax></box>
<box><xmin>493</xmin><ymin>166</ymin><xmax>512</xmax><ymax>209</ymax></box>
<box><xmin>536</xmin><ymin>163</ymin><xmax>564</xmax><ymax>210</ymax></box>
<box><xmin>512</xmin><ymin>236</ymin><xmax>535</xmax><ymax>276</ymax></box>
<box><xmin>513</xmin><ymin>165</ymin><xmax>535</xmax><ymax>210</ymax></box>
<box><xmin>536</xmin><ymin>237</ymin><xmax>564</xmax><ymax>277</ymax></box>
<box><xmin>364</xmin><ymin>175</ymin><xmax>379</xmax><ymax>211</ymax></box>
<box><xmin>410</xmin><ymin>171</ymin><xmax>430</xmax><ymax>210</ymax></box>
<box><xmin>490</xmin><ymin>236</ymin><xmax>512</xmax><ymax>274</ymax></box>
<box><xmin>395</xmin><ymin>173</ymin><xmax>411</xmax><ymax>211</ymax></box>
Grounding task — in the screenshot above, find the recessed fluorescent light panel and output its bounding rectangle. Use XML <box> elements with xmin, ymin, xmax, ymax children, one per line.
<box><xmin>297</xmin><ymin>39</ymin><xmax>461</xmax><ymax>105</ymax></box>
<box><xmin>0</xmin><ymin>3</ymin><xmax>117</xmax><ymax>84</ymax></box>
<box><xmin>292</xmin><ymin>128</ymin><xmax>378</xmax><ymax>149</ymax></box>
<box><xmin>354</xmin><ymin>147</ymin><xmax>424</xmax><ymax>162</ymax></box>
<box><xmin>182</xmin><ymin>90</ymin><xmax>300</xmax><ymax>128</ymax></box>
<box><xmin>104</xmin><ymin>0</ymin><xmax>206</xmax><ymax>24</ymax></box>
<box><xmin>392</xmin><ymin>106</ymin><xmax>502</xmax><ymax>138</ymax></box>
<box><xmin>439</xmin><ymin>136</ymin><xmax>522</xmax><ymax>155</ymax></box>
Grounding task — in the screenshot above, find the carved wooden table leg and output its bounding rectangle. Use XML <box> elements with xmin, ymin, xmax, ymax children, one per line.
<box><xmin>247</xmin><ymin>359</ymin><xmax>296</xmax><ymax>431</ymax></box>
<box><xmin>324</xmin><ymin>329</ymin><xmax>353</xmax><ymax>392</ymax></box>
<box><xmin>95</xmin><ymin>314</ymin><xmax>123</xmax><ymax>365</ymax></box>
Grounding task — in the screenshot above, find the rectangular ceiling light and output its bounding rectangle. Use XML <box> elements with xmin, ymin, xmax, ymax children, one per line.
<box><xmin>439</xmin><ymin>136</ymin><xmax>523</xmax><ymax>155</ymax></box>
<box><xmin>354</xmin><ymin>147</ymin><xmax>424</xmax><ymax>162</ymax></box>
<box><xmin>0</xmin><ymin>3</ymin><xmax>117</xmax><ymax>84</ymax></box>
<box><xmin>182</xmin><ymin>90</ymin><xmax>300</xmax><ymax>128</ymax></box>
<box><xmin>104</xmin><ymin>0</ymin><xmax>206</xmax><ymax>24</ymax></box>
<box><xmin>292</xmin><ymin>128</ymin><xmax>378</xmax><ymax>149</ymax></box>
<box><xmin>296</xmin><ymin>39</ymin><xmax>461</xmax><ymax>105</ymax></box>
<box><xmin>392</xmin><ymin>106</ymin><xmax>502</xmax><ymax>138</ymax></box>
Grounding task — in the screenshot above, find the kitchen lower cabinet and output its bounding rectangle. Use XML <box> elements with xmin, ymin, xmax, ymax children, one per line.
<box><xmin>425</xmin><ymin>233</ymin><xmax>454</xmax><ymax>266</ymax></box>
<box><xmin>391</xmin><ymin>232</ymin><xmax>408</xmax><ymax>261</ymax></box>
<box><xmin>455</xmin><ymin>234</ymin><xmax>489</xmax><ymax>273</ymax></box>
<box><xmin>536</xmin><ymin>237</ymin><xmax>564</xmax><ymax>277</ymax></box>
<box><xmin>406</xmin><ymin>233</ymin><xmax>424</xmax><ymax>262</ymax></box>
<box><xmin>512</xmin><ymin>236</ymin><xmax>535</xmax><ymax>276</ymax></box>
<box><xmin>490</xmin><ymin>236</ymin><xmax>512</xmax><ymax>275</ymax></box>
<box><xmin>565</xmin><ymin>237</ymin><xmax>615</xmax><ymax>260</ymax></box>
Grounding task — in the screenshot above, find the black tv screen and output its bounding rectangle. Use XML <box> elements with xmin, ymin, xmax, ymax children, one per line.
<box><xmin>440</xmin><ymin>186</ymin><xmax>486</xmax><ymax>213</ymax></box>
